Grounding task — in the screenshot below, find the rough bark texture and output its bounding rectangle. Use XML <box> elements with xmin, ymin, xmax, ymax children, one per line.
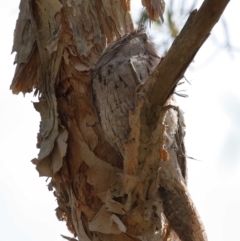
<box><xmin>11</xmin><ymin>0</ymin><xmax>229</xmax><ymax>241</ymax></box>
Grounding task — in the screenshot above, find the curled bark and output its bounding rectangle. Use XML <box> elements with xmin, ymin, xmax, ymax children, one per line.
<box><xmin>11</xmin><ymin>0</ymin><xmax>229</xmax><ymax>241</ymax></box>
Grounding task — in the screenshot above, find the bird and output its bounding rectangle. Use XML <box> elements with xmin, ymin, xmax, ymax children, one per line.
<box><xmin>91</xmin><ymin>27</ymin><xmax>161</xmax><ymax>155</ymax></box>
<box><xmin>91</xmin><ymin>27</ymin><xmax>207</xmax><ymax>241</ymax></box>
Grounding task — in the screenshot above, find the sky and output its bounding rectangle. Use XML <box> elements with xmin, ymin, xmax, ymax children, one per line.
<box><xmin>0</xmin><ymin>1</ymin><xmax>240</xmax><ymax>241</ymax></box>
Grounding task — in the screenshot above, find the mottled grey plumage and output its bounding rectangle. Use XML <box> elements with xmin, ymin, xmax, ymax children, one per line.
<box><xmin>91</xmin><ymin>28</ymin><xmax>161</xmax><ymax>155</ymax></box>
<box><xmin>91</xmin><ymin>28</ymin><xmax>207</xmax><ymax>241</ymax></box>
<box><xmin>159</xmin><ymin>104</ymin><xmax>208</xmax><ymax>241</ymax></box>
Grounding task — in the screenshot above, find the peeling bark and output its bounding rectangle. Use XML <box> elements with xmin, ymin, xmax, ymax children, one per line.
<box><xmin>11</xmin><ymin>0</ymin><xmax>229</xmax><ymax>241</ymax></box>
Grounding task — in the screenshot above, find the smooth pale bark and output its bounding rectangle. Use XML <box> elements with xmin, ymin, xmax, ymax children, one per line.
<box><xmin>11</xmin><ymin>0</ymin><xmax>229</xmax><ymax>241</ymax></box>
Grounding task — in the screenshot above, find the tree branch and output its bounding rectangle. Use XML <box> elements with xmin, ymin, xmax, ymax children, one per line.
<box><xmin>9</xmin><ymin>0</ymin><xmax>230</xmax><ymax>240</ymax></box>
<box><xmin>143</xmin><ymin>0</ymin><xmax>230</xmax><ymax>123</ymax></box>
<box><xmin>128</xmin><ymin>1</ymin><xmax>230</xmax><ymax>239</ymax></box>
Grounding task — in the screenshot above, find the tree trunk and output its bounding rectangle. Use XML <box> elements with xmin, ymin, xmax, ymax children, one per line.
<box><xmin>10</xmin><ymin>0</ymin><xmax>229</xmax><ymax>241</ymax></box>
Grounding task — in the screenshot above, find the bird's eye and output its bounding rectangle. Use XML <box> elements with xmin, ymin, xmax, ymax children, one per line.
<box><xmin>138</xmin><ymin>33</ymin><xmax>148</xmax><ymax>42</ymax></box>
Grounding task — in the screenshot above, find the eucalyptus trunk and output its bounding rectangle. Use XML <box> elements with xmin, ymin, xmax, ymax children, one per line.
<box><xmin>11</xmin><ymin>0</ymin><xmax>229</xmax><ymax>241</ymax></box>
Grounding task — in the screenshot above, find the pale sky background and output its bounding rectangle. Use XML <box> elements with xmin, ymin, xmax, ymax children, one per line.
<box><xmin>0</xmin><ymin>1</ymin><xmax>240</xmax><ymax>241</ymax></box>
